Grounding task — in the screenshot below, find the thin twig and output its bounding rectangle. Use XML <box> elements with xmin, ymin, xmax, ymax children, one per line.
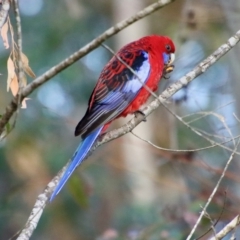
<box><xmin>182</xmin><ymin>100</ymin><xmax>235</xmax><ymax>123</ymax></box>
<box><xmin>203</xmin><ymin>211</ymin><xmax>218</xmax><ymax>237</ymax></box>
<box><xmin>159</xmin><ymin>101</ymin><xmax>238</xmax><ymax>154</ymax></box>
<box><xmin>131</xmin><ymin>131</ymin><xmax>240</xmax><ymax>154</ymax></box>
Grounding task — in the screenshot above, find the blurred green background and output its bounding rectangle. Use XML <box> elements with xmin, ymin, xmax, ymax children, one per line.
<box><xmin>0</xmin><ymin>0</ymin><xmax>240</xmax><ymax>239</ymax></box>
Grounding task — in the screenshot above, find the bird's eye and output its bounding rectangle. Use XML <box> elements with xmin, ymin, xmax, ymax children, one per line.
<box><xmin>165</xmin><ymin>44</ymin><xmax>171</xmax><ymax>52</ymax></box>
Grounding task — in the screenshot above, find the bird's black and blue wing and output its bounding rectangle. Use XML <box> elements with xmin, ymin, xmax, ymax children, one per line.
<box><xmin>75</xmin><ymin>49</ymin><xmax>151</xmax><ymax>138</ymax></box>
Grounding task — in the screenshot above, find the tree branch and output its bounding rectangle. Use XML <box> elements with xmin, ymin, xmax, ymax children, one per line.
<box><xmin>12</xmin><ymin>0</ymin><xmax>24</xmax><ymax>91</ymax></box>
<box><xmin>0</xmin><ymin>0</ymin><xmax>174</xmax><ymax>136</ymax></box>
<box><xmin>209</xmin><ymin>215</ymin><xmax>240</xmax><ymax>240</ymax></box>
<box><xmin>0</xmin><ymin>0</ymin><xmax>10</xmax><ymax>29</ymax></box>
<box><xmin>16</xmin><ymin>28</ymin><xmax>240</xmax><ymax>240</ymax></box>
<box><xmin>15</xmin><ymin>171</ymin><xmax>63</xmax><ymax>240</ymax></box>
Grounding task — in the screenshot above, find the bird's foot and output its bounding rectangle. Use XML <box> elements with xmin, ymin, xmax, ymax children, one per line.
<box><xmin>134</xmin><ymin>110</ymin><xmax>147</xmax><ymax>122</ymax></box>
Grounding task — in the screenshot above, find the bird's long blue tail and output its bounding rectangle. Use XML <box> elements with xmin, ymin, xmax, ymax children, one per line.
<box><xmin>50</xmin><ymin>126</ymin><xmax>103</xmax><ymax>201</ymax></box>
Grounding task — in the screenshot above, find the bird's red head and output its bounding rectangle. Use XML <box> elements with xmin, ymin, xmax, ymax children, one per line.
<box><xmin>137</xmin><ymin>35</ymin><xmax>175</xmax><ymax>54</ymax></box>
<box><xmin>136</xmin><ymin>35</ymin><xmax>175</xmax><ymax>75</ymax></box>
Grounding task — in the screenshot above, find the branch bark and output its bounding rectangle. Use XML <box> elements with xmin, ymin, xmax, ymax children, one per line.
<box><xmin>0</xmin><ymin>0</ymin><xmax>10</xmax><ymax>29</ymax></box>
<box><xmin>209</xmin><ymin>215</ymin><xmax>240</xmax><ymax>240</ymax></box>
<box><xmin>16</xmin><ymin>28</ymin><xmax>240</xmax><ymax>240</ymax></box>
<box><xmin>12</xmin><ymin>0</ymin><xmax>24</xmax><ymax>91</ymax></box>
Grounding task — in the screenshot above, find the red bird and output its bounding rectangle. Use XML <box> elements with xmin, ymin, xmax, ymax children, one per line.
<box><xmin>50</xmin><ymin>35</ymin><xmax>175</xmax><ymax>201</ymax></box>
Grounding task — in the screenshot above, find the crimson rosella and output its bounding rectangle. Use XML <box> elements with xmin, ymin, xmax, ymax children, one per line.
<box><xmin>50</xmin><ymin>35</ymin><xmax>175</xmax><ymax>201</ymax></box>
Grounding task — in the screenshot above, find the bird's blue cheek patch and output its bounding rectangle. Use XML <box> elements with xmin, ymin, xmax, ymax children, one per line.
<box><xmin>163</xmin><ymin>53</ymin><xmax>170</xmax><ymax>64</ymax></box>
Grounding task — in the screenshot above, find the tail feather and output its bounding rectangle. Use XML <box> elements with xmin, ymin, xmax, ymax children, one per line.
<box><xmin>50</xmin><ymin>126</ymin><xmax>103</xmax><ymax>201</ymax></box>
